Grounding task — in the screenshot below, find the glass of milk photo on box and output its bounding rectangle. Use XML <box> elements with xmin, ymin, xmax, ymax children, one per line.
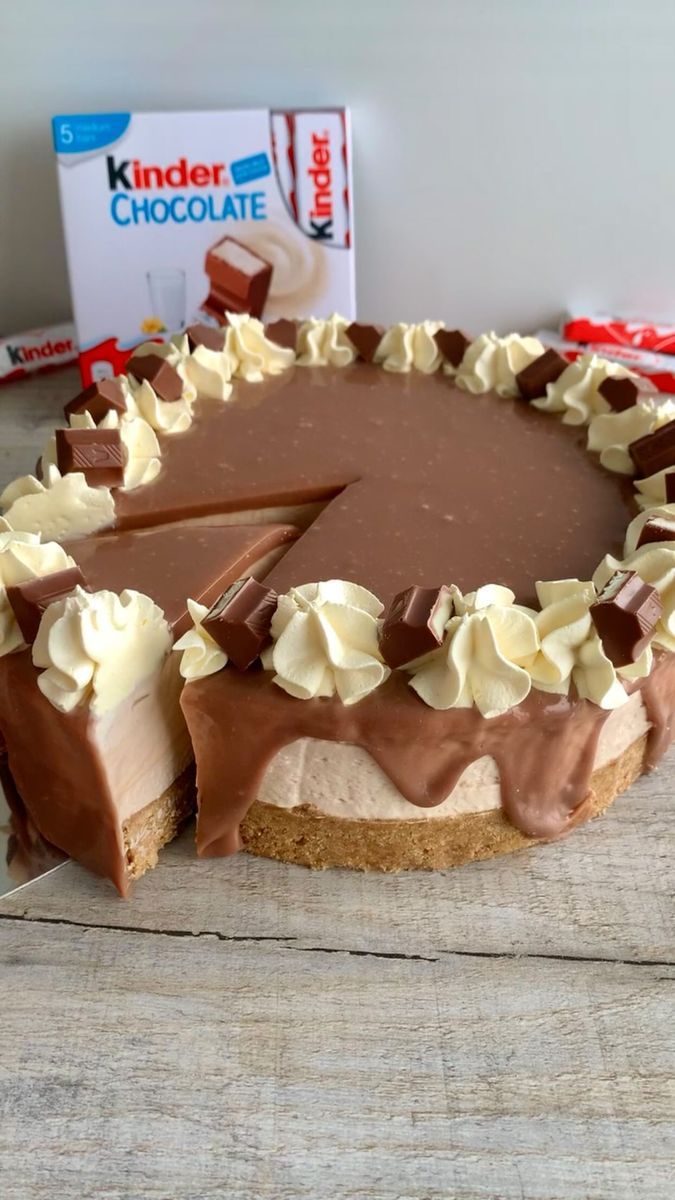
<box><xmin>53</xmin><ymin>108</ymin><xmax>355</xmax><ymax>383</ymax></box>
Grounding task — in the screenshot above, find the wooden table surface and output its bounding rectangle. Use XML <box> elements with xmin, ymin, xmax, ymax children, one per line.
<box><xmin>0</xmin><ymin>370</ymin><xmax>673</xmax><ymax>1200</ymax></box>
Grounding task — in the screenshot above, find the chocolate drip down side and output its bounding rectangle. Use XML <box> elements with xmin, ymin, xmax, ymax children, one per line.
<box><xmin>640</xmin><ymin>648</ymin><xmax>675</xmax><ymax>765</ymax></box>
<box><xmin>180</xmin><ymin>668</ymin><xmax>642</xmax><ymax>859</ymax></box>
<box><xmin>0</xmin><ymin>651</ymin><xmax>130</xmax><ymax>894</ymax></box>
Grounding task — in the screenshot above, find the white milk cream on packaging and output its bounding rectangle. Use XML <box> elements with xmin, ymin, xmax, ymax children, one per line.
<box><xmin>53</xmin><ymin>109</ymin><xmax>355</xmax><ymax>384</ymax></box>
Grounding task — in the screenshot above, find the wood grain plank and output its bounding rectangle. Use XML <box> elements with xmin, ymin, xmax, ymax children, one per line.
<box><xmin>1</xmin><ymin>918</ymin><xmax>673</xmax><ymax>1200</ymax></box>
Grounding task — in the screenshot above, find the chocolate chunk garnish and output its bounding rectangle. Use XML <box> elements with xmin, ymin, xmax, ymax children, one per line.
<box><xmin>7</xmin><ymin>567</ymin><xmax>87</xmax><ymax>645</ymax></box>
<box><xmin>203</xmin><ymin>577</ymin><xmax>278</xmax><ymax>670</ymax></box>
<box><xmin>636</xmin><ymin>515</ymin><xmax>675</xmax><ymax>549</ymax></box>
<box><xmin>346</xmin><ymin>323</ymin><xmax>383</xmax><ymax>362</ymax></box>
<box><xmin>185</xmin><ymin>323</ymin><xmax>227</xmax><ymax>354</ymax></box>
<box><xmin>55</xmin><ymin>428</ymin><xmax>125</xmax><ymax>488</ymax></box>
<box><xmin>590</xmin><ymin>570</ymin><xmax>661</xmax><ymax>667</ymax></box>
<box><xmin>665</xmin><ymin>473</ymin><xmax>675</xmax><ymax>503</ymax></box>
<box><xmin>515</xmin><ymin>349</ymin><xmax>568</xmax><ymax>402</ymax></box>
<box><xmin>598</xmin><ymin>376</ymin><xmax>640</xmax><ymax>413</ymax></box>
<box><xmin>434</xmin><ymin>329</ymin><xmax>470</xmax><ymax>369</ymax></box>
<box><xmin>64</xmin><ymin>378</ymin><xmax>126</xmax><ymax>423</ymax></box>
<box><xmin>265</xmin><ymin>319</ymin><xmax>298</xmax><ymax>352</ymax></box>
<box><xmin>629</xmin><ymin>419</ymin><xmax>675</xmax><ymax>478</ymax></box>
<box><xmin>127</xmin><ymin>353</ymin><xmax>183</xmax><ymax>402</ymax></box>
<box><xmin>380</xmin><ymin>585</ymin><xmax>453</xmax><ymax>669</ymax></box>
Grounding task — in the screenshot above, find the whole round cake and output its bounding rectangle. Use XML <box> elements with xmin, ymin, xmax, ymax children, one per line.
<box><xmin>1</xmin><ymin>314</ymin><xmax>674</xmax><ymax>893</ymax></box>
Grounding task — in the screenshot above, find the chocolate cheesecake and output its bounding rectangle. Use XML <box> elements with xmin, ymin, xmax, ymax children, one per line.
<box><xmin>1</xmin><ymin>315</ymin><xmax>675</xmax><ymax>892</ymax></box>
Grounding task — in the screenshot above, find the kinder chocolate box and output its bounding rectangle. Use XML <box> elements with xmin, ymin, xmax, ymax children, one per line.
<box><xmin>0</xmin><ymin>322</ymin><xmax>78</xmax><ymax>385</ymax></box>
<box><xmin>53</xmin><ymin>109</ymin><xmax>355</xmax><ymax>384</ymax></box>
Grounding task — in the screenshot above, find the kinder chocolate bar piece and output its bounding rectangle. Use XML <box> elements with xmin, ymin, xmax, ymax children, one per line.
<box><xmin>265</xmin><ymin>319</ymin><xmax>298</xmax><ymax>352</ymax></box>
<box><xmin>0</xmin><ymin>322</ymin><xmax>78</xmax><ymax>385</ymax></box>
<box><xmin>515</xmin><ymin>348</ymin><xmax>567</xmax><ymax>401</ymax></box>
<box><xmin>64</xmin><ymin>378</ymin><xmax>126</xmax><ymax>422</ymax></box>
<box><xmin>127</xmin><ymin>353</ymin><xmax>183</xmax><ymax>402</ymax></box>
<box><xmin>590</xmin><ymin>570</ymin><xmax>661</xmax><ymax>667</ymax></box>
<box><xmin>636</xmin><ymin>515</ymin><xmax>675</xmax><ymax>549</ymax></box>
<box><xmin>55</xmin><ymin>427</ymin><xmax>125</xmax><ymax>487</ymax></box>
<box><xmin>380</xmin><ymin>585</ymin><xmax>453</xmax><ymax>669</ymax></box>
<box><xmin>536</xmin><ymin>331</ymin><xmax>675</xmax><ymax>394</ymax></box>
<box><xmin>202</xmin><ymin>577</ymin><xmax>277</xmax><ymax>670</ymax></box>
<box><xmin>629</xmin><ymin>419</ymin><xmax>675</xmax><ymax>478</ymax></box>
<box><xmin>185</xmin><ymin>324</ymin><xmax>227</xmax><ymax>353</ymax></box>
<box><xmin>563</xmin><ymin>312</ymin><xmax>675</xmax><ymax>357</ymax></box>
<box><xmin>7</xmin><ymin>567</ymin><xmax>88</xmax><ymax>645</ymax></box>
<box><xmin>203</xmin><ymin>236</ymin><xmax>272</xmax><ymax>320</ymax></box>
<box><xmin>597</xmin><ymin>377</ymin><xmax>640</xmax><ymax>412</ymax></box>
<box><xmin>346</xmin><ymin>323</ymin><xmax>384</xmax><ymax>362</ymax></box>
<box><xmin>434</xmin><ymin>330</ymin><xmax>470</xmax><ymax>371</ymax></box>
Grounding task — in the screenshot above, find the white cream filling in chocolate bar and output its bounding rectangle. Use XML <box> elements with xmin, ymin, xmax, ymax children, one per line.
<box><xmin>211</xmin><ymin>238</ymin><xmax>267</xmax><ymax>273</ymax></box>
<box><xmin>257</xmin><ymin>691</ymin><xmax>650</xmax><ymax>822</ymax></box>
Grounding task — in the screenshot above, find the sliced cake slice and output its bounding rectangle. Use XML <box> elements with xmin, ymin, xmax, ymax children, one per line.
<box><xmin>0</xmin><ymin>522</ymin><xmax>297</xmax><ymax>893</ymax></box>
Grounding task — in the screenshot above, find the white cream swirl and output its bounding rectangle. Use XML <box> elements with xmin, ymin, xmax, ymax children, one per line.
<box><xmin>574</xmin><ymin>633</ymin><xmax>647</xmax><ymax>709</ymax></box>
<box><xmin>587</xmin><ymin>396</ymin><xmax>675</xmax><ymax>475</ymax></box>
<box><xmin>533</xmin><ymin>353</ymin><xmax>637</xmax><ymax>425</ymax></box>
<box><xmin>374</xmin><ymin>322</ymin><xmax>443</xmax><ymax>374</ymax></box>
<box><xmin>528</xmin><ymin>579</ymin><xmax>596</xmax><ymax>694</ymax></box>
<box><xmin>296</xmin><ymin>315</ymin><xmax>356</xmax><ymax>368</ymax></box>
<box><xmin>0</xmin><ymin>532</ymin><xmax>75</xmax><ymax>657</ymax></box>
<box><xmin>409</xmin><ymin>585</ymin><xmax>539</xmax><ymax>718</ymax></box>
<box><xmin>532</xmin><ymin>577</ymin><xmax>649</xmax><ymax>707</ymax></box>
<box><xmin>33</xmin><ymin>586</ymin><xmax>171</xmax><ymax>715</ymax></box>
<box><xmin>122</xmin><ymin>376</ymin><xmax>193</xmax><ymax>433</ymax></box>
<box><xmin>1</xmin><ymin>466</ymin><xmax>115</xmax><ymax>542</ymax></box>
<box><xmin>261</xmin><ymin>580</ymin><xmax>388</xmax><ymax>705</ymax></box>
<box><xmin>174</xmin><ymin>599</ymin><xmax>228</xmax><ymax>681</ymax></box>
<box><xmin>635</xmin><ymin>469</ymin><xmax>675</xmax><ymax>509</ymax></box>
<box><xmin>225</xmin><ymin>313</ymin><xmax>295</xmax><ymax>381</ymax></box>
<box><xmin>456</xmin><ymin>332</ymin><xmax>544</xmax><ymax>397</ymax></box>
<box><xmin>178</xmin><ymin>344</ymin><xmax>234</xmax><ymax>402</ymax></box>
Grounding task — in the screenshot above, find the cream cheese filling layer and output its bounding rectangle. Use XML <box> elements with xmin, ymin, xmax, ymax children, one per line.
<box><xmin>90</xmin><ymin>652</ymin><xmax>192</xmax><ymax>825</ymax></box>
<box><xmin>257</xmin><ymin>690</ymin><xmax>650</xmax><ymax>822</ymax></box>
<box><xmin>87</xmin><ymin>541</ymin><xmax>296</xmax><ymax>827</ymax></box>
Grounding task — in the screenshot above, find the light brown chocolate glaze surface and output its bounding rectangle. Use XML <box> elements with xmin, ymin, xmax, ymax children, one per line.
<box><xmin>114</xmin><ymin>366</ymin><xmax>634</xmax><ymax>606</ymax></box>
<box><xmin>0</xmin><ymin>522</ymin><xmax>297</xmax><ymax>892</ymax></box>
<box><xmin>182</xmin><ymin>650</ymin><xmax>675</xmax><ymax>861</ymax></box>
<box><xmin>69</xmin><ymin>522</ymin><xmax>297</xmax><ymax>636</ymax></box>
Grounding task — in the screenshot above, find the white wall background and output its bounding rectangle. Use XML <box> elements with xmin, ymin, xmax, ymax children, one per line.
<box><xmin>2</xmin><ymin>0</ymin><xmax>675</xmax><ymax>335</ymax></box>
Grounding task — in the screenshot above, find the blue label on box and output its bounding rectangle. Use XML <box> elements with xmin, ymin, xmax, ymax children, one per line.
<box><xmin>230</xmin><ymin>152</ymin><xmax>271</xmax><ymax>185</ymax></box>
<box><xmin>52</xmin><ymin>113</ymin><xmax>131</xmax><ymax>155</ymax></box>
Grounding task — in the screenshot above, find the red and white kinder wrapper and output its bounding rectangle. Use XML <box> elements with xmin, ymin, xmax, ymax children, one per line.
<box><xmin>292</xmin><ymin>109</ymin><xmax>351</xmax><ymax>249</ymax></box>
<box><xmin>562</xmin><ymin>311</ymin><xmax>675</xmax><ymax>357</ymax></box>
<box><xmin>270</xmin><ymin>111</ymin><xmax>298</xmax><ymax>221</ymax></box>
<box><xmin>0</xmin><ymin>322</ymin><xmax>78</xmax><ymax>385</ymax></box>
<box><xmin>537</xmin><ymin>330</ymin><xmax>675</xmax><ymax>394</ymax></box>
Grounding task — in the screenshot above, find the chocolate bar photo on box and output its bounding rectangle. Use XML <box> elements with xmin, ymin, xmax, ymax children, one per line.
<box><xmin>202</xmin><ymin>235</ymin><xmax>273</xmax><ymax>322</ymax></box>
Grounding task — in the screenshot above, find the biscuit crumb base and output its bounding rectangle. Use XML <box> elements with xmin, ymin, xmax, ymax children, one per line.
<box><xmin>239</xmin><ymin>737</ymin><xmax>647</xmax><ymax>871</ymax></box>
